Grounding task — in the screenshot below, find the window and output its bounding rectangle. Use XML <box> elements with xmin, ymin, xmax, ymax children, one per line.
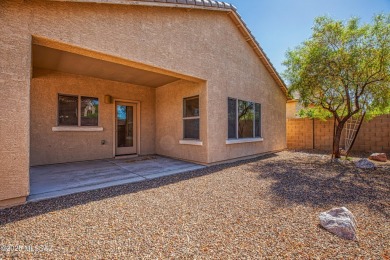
<box><xmin>183</xmin><ymin>96</ymin><xmax>200</xmax><ymax>139</ymax></box>
<box><xmin>58</xmin><ymin>94</ymin><xmax>99</xmax><ymax>126</ymax></box>
<box><xmin>228</xmin><ymin>98</ymin><xmax>237</xmax><ymax>139</ymax></box>
<box><xmin>81</xmin><ymin>97</ymin><xmax>99</xmax><ymax>126</ymax></box>
<box><xmin>58</xmin><ymin>95</ymin><xmax>78</xmax><ymax>126</ymax></box>
<box><xmin>228</xmin><ymin>98</ymin><xmax>261</xmax><ymax>139</ymax></box>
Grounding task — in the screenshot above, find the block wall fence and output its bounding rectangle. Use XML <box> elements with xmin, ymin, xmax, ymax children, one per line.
<box><xmin>287</xmin><ymin>114</ymin><xmax>390</xmax><ymax>153</ymax></box>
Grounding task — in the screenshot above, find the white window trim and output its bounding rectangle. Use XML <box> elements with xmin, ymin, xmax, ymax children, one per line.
<box><xmin>52</xmin><ymin>126</ymin><xmax>103</xmax><ymax>132</ymax></box>
<box><xmin>179</xmin><ymin>140</ymin><xmax>203</xmax><ymax>146</ymax></box>
<box><xmin>226</xmin><ymin>138</ymin><xmax>263</xmax><ymax>145</ymax></box>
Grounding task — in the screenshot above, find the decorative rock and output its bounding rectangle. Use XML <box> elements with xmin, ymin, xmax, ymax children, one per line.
<box><xmin>319</xmin><ymin>207</ymin><xmax>358</xmax><ymax>241</ymax></box>
<box><xmin>368</xmin><ymin>153</ymin><xmax>387</xmax><ymax>162</ymax></box>
<box><xmin>355</xmin><ymin>158</ymin><xmax>376</xmax><ymax>169</ymax></box>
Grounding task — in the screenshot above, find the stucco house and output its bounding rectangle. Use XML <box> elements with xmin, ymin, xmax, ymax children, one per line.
<box><xmin>0</xmin><ymin>0</ymin><xmax>288</xmax><ymax>208</ymax></box>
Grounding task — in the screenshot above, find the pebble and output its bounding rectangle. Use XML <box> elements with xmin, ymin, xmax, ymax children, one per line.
<box><xmin>0</xmin><ymin>151</ymin><xmax>389</xmax><ymax>258</ymax></box>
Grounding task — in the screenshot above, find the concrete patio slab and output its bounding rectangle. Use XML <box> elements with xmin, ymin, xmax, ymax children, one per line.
<box><xmin>28</xmin><ymin>156</ymin><xmax>205</xmax><ymax>202</ymax></box>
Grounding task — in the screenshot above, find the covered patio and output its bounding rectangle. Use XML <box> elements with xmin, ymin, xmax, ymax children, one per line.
<box><xmin>29</xmin><ymin>156</ymin><xmax>205</xmax><ymax>202</ymax></box>
<box><xmin>27</xmin><ymin>37</ymin><xmax>208</xmax><ymax>204</ymax></box>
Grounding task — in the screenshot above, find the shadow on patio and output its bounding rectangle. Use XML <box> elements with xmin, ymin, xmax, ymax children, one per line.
<box><xmin>0</xmin><ymin>153</ymin><xmax>278</xmax><ymax>225</ymax></box>
<box><xmin>28</xmin><ymin>156</ymin><xmax>205</xmax><ymax>202</ymax></box>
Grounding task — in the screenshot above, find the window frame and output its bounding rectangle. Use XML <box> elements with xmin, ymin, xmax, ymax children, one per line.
<box><xmin>58</xmin><ymin>94</ymin><xmax>79</xmax><ymax>126</ymax></box>
<box><xmin>227</xmin><ymin>97</ymin><xmax>262</xmax><ymax>140</ymax></box>
<box><xmin>80</xmin><ymin>96</ymin><xmax>99</xmax><ymax>127</ymax></box>
<box><xmin>57</xmin><ymin>94</ymin><xmax>100</xmax><ymax>127</ymax></box>
<box><xmin>182</xmin><ymin>95</ymin><xmax>200</xmax><ymax>140</ymax></box>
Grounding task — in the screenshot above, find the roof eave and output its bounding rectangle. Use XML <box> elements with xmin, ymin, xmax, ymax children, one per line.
<box><xmin>47</xmin><ymin>0</ymin><xmax>237</xmax><ymax>11</ymax></box>
<box><xmin>226</xmin><ymin>11</ymin><xmax>288</xmax><ymax>97</ymax></box>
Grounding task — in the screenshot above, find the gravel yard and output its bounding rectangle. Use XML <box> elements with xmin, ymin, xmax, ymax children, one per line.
<box><xmin>1</xmin><ymin>151</ymin><xmax>389</xmax><ymax>258</ymax></box>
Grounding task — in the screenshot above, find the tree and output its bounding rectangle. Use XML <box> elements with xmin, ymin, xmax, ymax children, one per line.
<box><xmin>283</xmin><ymin>14</ymin><xmax>390</xmax><ymax>158</ymax></box>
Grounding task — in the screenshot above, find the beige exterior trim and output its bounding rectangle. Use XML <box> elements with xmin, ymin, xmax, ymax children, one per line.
<box><xmin>113</xmin><ymin>99</ymin><xmax>141</xmax><ymax>157</ymax></box>
<box><xmin>179</xmin><ymin>140</ymin><xmax>203</xmax><ymax>146</ymax></box>
<box><xmin>52</xmin><ymin>126</ymin><xmax>104</xmax><ymax>132</ymax></box>
<box><xmin>226</xmin><ymin>138</ymin><xmax>264</xmax><ymax>145</ymax></box>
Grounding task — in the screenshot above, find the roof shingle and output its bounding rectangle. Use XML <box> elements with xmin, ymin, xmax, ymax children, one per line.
<box><xmin>130</xmin><ymin>0</ymin><xmax>235</xmax><ymax>10</ymax></box>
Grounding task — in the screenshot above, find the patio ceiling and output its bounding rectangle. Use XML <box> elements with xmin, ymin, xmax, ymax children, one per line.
<box><xmin>32</xmin><ymin>44</ymin><xmax>180</xmax><ymax>88</ymax></box>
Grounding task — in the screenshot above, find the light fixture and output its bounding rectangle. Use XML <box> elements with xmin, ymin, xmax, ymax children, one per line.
<box><xmin>104</xmin><ymin>95</ymin><xmax>112</xmax><ymax>104</ymax></box>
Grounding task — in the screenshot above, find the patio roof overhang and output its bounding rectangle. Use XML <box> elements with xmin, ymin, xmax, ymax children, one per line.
<box><xmin>32</xmin><ymin>37</ymin><xmax>204</xmax><ymax>88</ymax></box>
<box><xmin>33</xmin><ymin>45</ymin><xmax>180</xmax><ymax>87</ymax></box>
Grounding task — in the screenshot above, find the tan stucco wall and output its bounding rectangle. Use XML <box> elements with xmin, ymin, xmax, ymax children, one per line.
<box><xmin>156</xmin><ymin>80</ymin><xmax>207</xmax><ymax>163</ymax></box>
<box><xmin>286</xmin><ymin>101</ymin><xmax>298</xmax><ymax>118</ymax></box>
<box><xmin>0</xmin><ymin>0</ymin><xmax>287</xmax><ymax>206</ymax></box>
<box><xmin>31</xmin><ymin>70</ymin><xmax>156</xmax><ymax>166</ymax></box>
<box><xmin>0</xmin><ymin>1</ymin><xmax>31</xmax><ymax>206</ymax></box>
<box><xmin>204</xmin><ymin>17</ymin><xmax>287</xmax><ymax>163</ymax></box>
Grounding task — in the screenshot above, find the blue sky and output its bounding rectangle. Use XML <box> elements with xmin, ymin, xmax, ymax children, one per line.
<box><xmin>227</xmin><ymin>0</ymin><xmax>390</xmax><ymax>77</ymax></box>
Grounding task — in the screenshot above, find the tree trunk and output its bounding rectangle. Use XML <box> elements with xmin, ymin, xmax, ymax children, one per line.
<box><xmin>332</xmin><ymin>115</ymin><xmax>336</xmax><ymax>160</ymax></box>
<box><xmin>332</xmin><ymin>121</ymin><xmax>345</xmax><ymax>158</ymax></box>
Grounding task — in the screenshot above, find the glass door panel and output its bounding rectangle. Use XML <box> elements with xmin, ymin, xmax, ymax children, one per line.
<box><xmin>116</xmin><ymin>103</ymin><xmax>137</xmax><ymax>155</ymax></box>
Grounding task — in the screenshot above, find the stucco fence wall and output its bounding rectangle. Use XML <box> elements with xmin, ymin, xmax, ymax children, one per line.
<box><xmin>287</xmin><ymin>115</ymin><xmax>390</xmax><ymax>153</ymax></box>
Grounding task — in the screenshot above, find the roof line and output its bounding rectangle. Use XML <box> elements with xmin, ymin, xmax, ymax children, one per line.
<box><xmin>227</xmin><ymin>11</ymin><xmax>288</xmax><ymax>96</ymax></box>
<box><xmin>48</xmin><ymin>0</ymin><xmax>237</xmax><ymax>11</ymax></box>
<box><xmin>47</xmin><ymin>0</ymin><xmax>289</xmax><ymax>96</ymax></box>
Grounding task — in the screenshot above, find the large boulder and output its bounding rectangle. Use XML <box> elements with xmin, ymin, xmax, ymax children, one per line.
<box><xmin>355</xmin><ymin>158</ymin><xmax>376</xmax><ymax>169</ymax></box>
<box><xmin>369</xmin><ymin>153</ymin><xmax>388</xmax><ymax>162</ymax></box>
<box><xmin>319</xmin><ymin>207</ymin><xmax>358</xmax><ymax>241</ymax></box>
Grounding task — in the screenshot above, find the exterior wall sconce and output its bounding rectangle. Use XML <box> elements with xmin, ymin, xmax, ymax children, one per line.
<box><xmin>104</xmin><ymin>95</ymin><xmax>113</xmax><ymax>104</ymax></box>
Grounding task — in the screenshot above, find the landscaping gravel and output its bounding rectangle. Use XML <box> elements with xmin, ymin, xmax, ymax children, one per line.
<box><xmin>1</xmin><ymin>151</ymin><xmax>389</xmax><ymax>259</ymax></box>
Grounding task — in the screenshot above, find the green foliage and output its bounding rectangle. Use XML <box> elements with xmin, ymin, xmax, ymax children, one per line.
<box><xmin>297</xmin><ymin>107</ymin><xmax>332</xmax><ymax>120</ymax></box>
<box><xmin>365</xmin><ymin>102</ymin><xmax>390</xmax><ymax>120</ymax></box>
<box><xmin>84</xmin><ymin>106</ymin><xmax>99</xmax><ymax>118</ymax></box>
<box><xmin>283</xmin><ymin>14</ymin><xmax>390</xmax><ymax>122</ymax></box>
